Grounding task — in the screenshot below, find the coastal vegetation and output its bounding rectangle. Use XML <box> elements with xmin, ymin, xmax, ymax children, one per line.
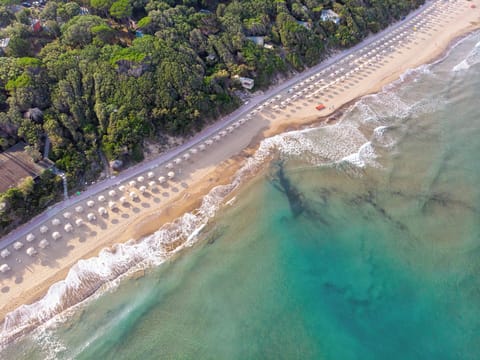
<box><xmin>0</xmin><ymin>0</ymin><xmax>425</xmax><ymax>235</ymax></box>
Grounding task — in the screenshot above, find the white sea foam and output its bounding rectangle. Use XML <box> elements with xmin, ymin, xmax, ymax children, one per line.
<box><xmin>4</xmin><ymin>29</ymin><xmax>472</xmax><ymax>351</ymax></box>
<box><xmin>341</xmin><ymin>141</ymin><xmax>379</xmax><ymax>168</ymax></box>
<box><xmin>0</xmin><ymin>128</ymin><xmax>276</xmax><ymax>349</ymax></box>
<box><xmin>453</xmin><ymin>40</ymin><xmax>480</xmax><ymax>71</ymax></box>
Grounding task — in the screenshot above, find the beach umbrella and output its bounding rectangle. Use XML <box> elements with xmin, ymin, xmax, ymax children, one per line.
<box><xmin>13</xmin><ymin>241</ymin><xmax>24</xmax><ymax>250</ymax></box>
<box><xmin>219</xmin><ymin>131</ymin><xmax>227</xmax><ymax>137</ymax></box>
<box><xmin>129</xmin><ymin>180</ymin><xmax>137</xmax><ymax>187</ymax></box>
<box><xmin>129</xmin><ymin>192</ymin><xmax>138</xmax><ymax>199</ymax></box>
<box><xmin>190</xmin><ymin>148</ymin><xmax>198</xmax><ymax>155</ymax></box>
<box><xmin>52</xmin><ymin>232</ymin><xmax>62</xmax><ymax>240</ymax></box>
<box><xmin>98</xmin><ymin>195</ymin><xmax>106</xmax><ymax>202</ymax></box>
<box><xmin>166</xmin><ymin>163</ymin><xmax>174</xmax><ymax>170</ymax></box>
<box><xmin>98</xmin><ymin>207</ymin><xmax>107</xmax><ymax>215</ymax></box>
<box><xmin>1</xmin><ymin>249</ymin><xmax>10</xmax><ymax>258</ymax></box>
<box><xmin>158</xmin><ymin>176</ymin><xmax>166</xmax><ymax>184</ymax></box>
<box><xmin>147</xmin><ymin>171</ymin><xmax>155</xmax><ymax>179</ymax></box>
<box><xmin>167</xmin><ymin>171</ymin><xmax>175</xmax><ymax>179</ymax></box>
<box><xmin>183</xmin><ymin>153</ymin><xmax>190</xmax><ymax>161</ymax></box>
<box><xmin>108</xmin><ymin>201</ymin><xmax>117</xmax><ymax>210</ymax></box>
<box><xmin>174</xmin><ymin>158</ymin><xmax>182</xmax><ymax>165</ymax></box>
<box><xmin>119</xmin><ymin>196</ymin><xmax>127</xmax><ymax>204</ymax></box>
<box><xmin>137</xmin><ymin>176</ymin><xmax>145</xmax><ymax>183</ymax></box>
<box><xmin>39</xmin><ymin>239</ymin><xmax>49</xmax><ymax>249</ymax></box>
<box><xmin>148</xmin><ymin>181</ymin><xmax>156</xmax><ymax>188</ymax></box>
<box><xmin>75</xmin><ymin>218</ymin><xmax>84</xmax><ymax>226</ymax></box>
<box><xmin>75</xmin><ymin>205</ymin><xmax>84</xmax><ymax>213</ymax></box>
<box><xmin>87</xmin><ymin>200</ymin><xmax>95</xmax><ymax>207</ymax></box>
<box><xmin>198</xmin><ymin>144</ymin><xmax>206</xmax><ymax>151</ymax></box>
<box><xmin>205</xmin><ymin>140</ymin><xmax>213</xmax><ymax>146</ymax></box>
<box><xmin>213</xmin><ymin>135</ymin><xmax>220</xmax><ymax>142</ymax></box>
<box><xmin>118</xmin><ymin>185</ymin><xmax>126</xmax><ymax>192</ymax></box>
<box><xmin>40</xmin><ymin>225</ymin><xmax>49</xmax><ymax>234</ymax></box>
<box><xmin>108</xmin><ymin>190</ymin><xmax>116</xmax><ymax>197</ymax></box>
<box><xmin>26</xmin><ymin>233</ymin><xmax>35</xmax><ymax>242</ymax></box>
<box><xmin>63</xmin><ymin>212</ymin><xmax>72</xmax><ymax>219</ymax></box>
<box><xmin>226</xmin><ymin>126</ymin><xmax>234</xmax><ymax>133</ymax></box>
<box><xmin>0</xmin><ymin>264</ymin><xmax>10</xmax><ymax>273</ymax></box>
<box><xmin>26</xmin><ymin>247</ymin><xmax>37</xmax><ymax>257</ymax></box>
<box><xmin>87</xmin><ymin>213</ymin><xmax>96</xmax><ymax>221</ymax></box>
<box><xmin>139</xmin><ymin>186</ymin><xmax>147</xmax><ymax>194</ymax></box>
<box><xmin>64</xmin><ymin>223</ymin><xmax>73</xmax><ymax>233</ymax></box>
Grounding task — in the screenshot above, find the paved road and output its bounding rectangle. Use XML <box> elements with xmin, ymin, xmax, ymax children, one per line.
<box><xmin>0</xmin><ymin>0</ymin><xmax>439</xmax><ymax>249</ymax></box>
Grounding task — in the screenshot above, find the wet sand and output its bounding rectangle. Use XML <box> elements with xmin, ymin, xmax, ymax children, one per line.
<box><xmin>1</xmin><ymin>0</ymin><xmax>479</xmax><ymax>328</ymax></box>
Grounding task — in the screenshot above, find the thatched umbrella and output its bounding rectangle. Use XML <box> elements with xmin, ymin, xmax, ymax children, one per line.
<box><xmin>39</xmin><ymin>239</ymin><xmax>49</xmax><ymax>249</ymax></box>
<box><xmin>87</xmin><ymin>200</ymin><xmax>95</xmax><ymax>207</ymax></box>
<box><xmin>64</xmin><ymin>223</ymin><xmax>73</xmax><ymax>233</ymax></box>
<box><xmin>26</xmin><ymin>233</ymin><xmax>35</xmax><ymax>242</ymax></box>
<box><xmin>13</xmin><ymin>241</ymin><xmax>24</xmax><ymax>250</ymax></box>
<box><xmin>40</xmin><ymin>225</ymin><xmax>49</xmax><ymax>234</ymax></box>
<box><xmin>52</xmin><ymin>232</ymin><xmax>62</xmax><ymax>240</ymax></box>
<box><xmin>26</xmin><ymin>247</ymin><xmax>37</xmax><ymax>256</ymax></box>
<box><xmin>1</xmin><ymin>249</ymin><xmax>10</xmax><ymax>258</ymax></box>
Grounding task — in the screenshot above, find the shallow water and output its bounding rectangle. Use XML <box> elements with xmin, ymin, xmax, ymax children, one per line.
<box><xmin>3</xmin><ymin>32</ymin><xmax>480</xmax><ymax>360</ymax></box>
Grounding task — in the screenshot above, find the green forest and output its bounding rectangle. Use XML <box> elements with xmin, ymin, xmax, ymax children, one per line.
<box><xmin>0</xmin><ymin>0</ymin><xmax>424</xmax><ymax>234</ymax></box>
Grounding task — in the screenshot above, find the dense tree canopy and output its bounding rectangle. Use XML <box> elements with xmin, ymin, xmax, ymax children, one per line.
<box><xmin>0</xmin><ymin>0</ymin><xmax>425</xmax><ymax>233</ymax></box>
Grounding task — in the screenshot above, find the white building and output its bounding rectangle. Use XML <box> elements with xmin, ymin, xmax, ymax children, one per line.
<box><xmin>321</xmin><ymin>9</ymin><xmax>340</xmax><ymax>25</ymax></box>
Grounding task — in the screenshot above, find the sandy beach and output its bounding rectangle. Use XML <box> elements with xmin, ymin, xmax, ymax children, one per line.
<box><xmin>1</xmin><ymin>0</ymin><xmax>479</xmax><ymax>337</ymax></box>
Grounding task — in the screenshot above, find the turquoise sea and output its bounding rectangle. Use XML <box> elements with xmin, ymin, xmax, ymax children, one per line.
<box><xmin>2</xmin><ymin>32</ymin><xmax>480</xmax><ymax>359</ymax></box>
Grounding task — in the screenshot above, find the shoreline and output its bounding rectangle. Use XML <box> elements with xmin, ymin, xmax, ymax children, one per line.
<box><xmin>1</xmin><ymin>0</ymin><xmax>480</xmax><ymax>346</ymax></box>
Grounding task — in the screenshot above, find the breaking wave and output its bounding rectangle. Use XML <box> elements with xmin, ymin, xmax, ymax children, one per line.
<box><xmin>1</xmin><ymin>28</ymin><xmax>470</xmax><ymax>351</ymax></box>
<box><xmin>0</xmin><ymin>144</ymin><xmax>273</xmax><ymax>349</ymax></box>
<box><xmin>453</xmin><ymin>40</ymin><xmax>480</xmax><ymax>71</ymax></box>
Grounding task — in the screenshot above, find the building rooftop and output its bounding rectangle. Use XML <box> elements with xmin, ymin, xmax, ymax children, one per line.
<box><xmin>0</xmin><ymin>38</ymin><xmax>11</xmax><ymax>48</ymax></box>
<box><xmin>0</xmin><ymin>142</ymin><xmax>53</xmax><ymax>193</ymax></box>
